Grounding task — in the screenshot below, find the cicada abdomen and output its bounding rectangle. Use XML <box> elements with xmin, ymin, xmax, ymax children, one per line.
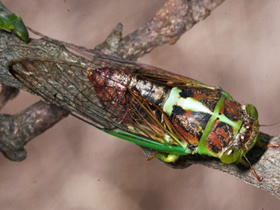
<box><xmin>87</xmin><ymin>66</ymin><xmax>259</xmax><ymax>165</ymax></box>
<box><xmin>87</xmin><ymin>67</ymin><xmax>168</xmax><ymax>123</ymax></box>
<box><xmin>87</xmin><ymin>68</ymin><xmax>131</xmax><ymax>122</ymax></box>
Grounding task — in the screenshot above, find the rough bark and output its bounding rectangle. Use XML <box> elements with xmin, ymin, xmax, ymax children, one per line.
<box><xmin>0</xmin><ymin>0</ymin><xmax>225</xmax><ymax>159</ymax></box>
<box><xmin>2</xmin><ymin>0</ymin><xmax>280</xmax><ymax>200</ymax></box>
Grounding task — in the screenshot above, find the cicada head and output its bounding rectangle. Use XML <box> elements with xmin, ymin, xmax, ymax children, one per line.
<box><xmin>219</xmin><ymin>104</ymin><xmax>259</xmax><ymax>164</ymax></box>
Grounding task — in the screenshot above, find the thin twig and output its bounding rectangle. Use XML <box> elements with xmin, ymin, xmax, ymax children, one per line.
<box><xmin>0</xmin><ymin>101</ymin><xmax>68</xmax><ymax>161</ymax></box>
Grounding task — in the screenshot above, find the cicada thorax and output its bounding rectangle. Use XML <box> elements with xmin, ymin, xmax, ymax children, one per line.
<box><xmin>87</xmin><ymin>66</ymin><xmax>259</xmax><ymax>163</ymax></box>
<box><xmin>162</xmin><ymin>86</ymin><xmax>238</xmax><ymax>154</ymax></box>
<box><xmin>164</xmin><ymin>86</ymin><xmax>259</xmax><ymax>163</ymax></box>
<box><xmin>165</xmin><ymin>87</ymin><xmax>222</xmax><ymax>148</ymax></box>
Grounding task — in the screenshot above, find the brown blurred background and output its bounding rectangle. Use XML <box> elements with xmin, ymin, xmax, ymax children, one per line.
<box><xmin>1</xmin><ymin>0</ymin><xmax>280</xmax><ymax>209</ymax></box>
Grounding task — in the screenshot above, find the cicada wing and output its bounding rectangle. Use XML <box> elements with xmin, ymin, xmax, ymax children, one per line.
<box><xmin>127</xmin><ymin>88</ymin><xmax>191</xmax><ymax>147</ymax></box>
<box><xmin>8</xmin><ymin>58</ymin><xmax>188</xmax><ymax>154</ymax></box>
<box><xmin>8</xmin><ymin>58</ymin><xmax>120</xmax><ymax>130</ymax></box>
<box><xmin>91</xmin><ymin>53</ymin><xmax>210</xmax><ymax>88</ymax></box>
<box><xmin>134</xmin><ymin>65</ymin><xmax>210</xmax><ymax>88</ymax></box>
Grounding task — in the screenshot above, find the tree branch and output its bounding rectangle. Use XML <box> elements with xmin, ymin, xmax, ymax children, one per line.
<box><xmin>3</xmin><ymin>0</ymin><xmax>280</xmax><ymax>200</ymax></box>
<box><xmin>163</xmin><ymin>133</ymin><xmax>280</xmax><ymax>199</ymax></box>
<box><xmin>0</xmin><ymin>101</ymin><xmax>68</xmax><ymax>161</ymax></box>
<box><xmin>0</xmin><ymin>0</ymin><xmax>226</xmax><ymax>159</ymax></box>
<box><xmin>96</xmin><ymin>0</ymin><xmax>225</xmax><ymax>60</ymax></box>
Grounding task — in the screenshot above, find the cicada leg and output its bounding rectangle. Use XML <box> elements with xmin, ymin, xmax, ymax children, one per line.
<box><xmin>238</xmin><ymin>156</ymin><xmax>263</xmax><ymax>182</ymax></box>
<box><xmin>265</xmin><ymin>144</ymin><xmax>280</xmax><ymax>149</ymax></box>
<box><xmin>155</xmin><ymin>153</ymin><xmax>180</xmax><ymax>163</ymax></box>
<box><xmin>146</xmin><ymin>150</ymin><xmax>191</xmax><ymax>163</ymax></box>
<box><xmin>254</xmin><ymin>134</ymin><xmax>279</xmax><ymax>149</ymax></box>
<box><xmin>255</xmin><ymin>136</ymin><xmax>280</xmax><ymax>150</ymax></box>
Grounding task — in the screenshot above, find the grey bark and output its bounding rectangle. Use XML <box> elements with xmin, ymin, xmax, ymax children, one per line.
<box><xmin>2</xmin><ymin>0</ymin><xmax>280</xmax><ymax>200</ymax></box>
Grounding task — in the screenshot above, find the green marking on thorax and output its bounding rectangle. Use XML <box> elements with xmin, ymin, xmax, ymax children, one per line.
<box><xmin>178</xmin><ymin>97</ymin><xmax>212</xmax><ymax>115</ymax></box>
<box><xmin>163</xmin><ymin>87</ymin><xmax>181</xmax><ymax>116</ymax></box>
<box><xmin>197</xmin><ymin>91</ymin><xmax>242</xmax><ymax>156</ymax></box>
<box><xmin>163</xmin><ymin>87</ymin><xmax>243</xmax><ymax>156</ymax></box>
<box><xmin>164</xmin><ymin>87</ymin><xmax>213</xmax><ymax>115</ymax></box>
<box><xmin>197</xmin><ymin>94</ymin><xmax>227</xmax><ymax>156</ymax></box>
<box><xmin>163</xmin><ymin>87</ymin><xmax>241</xmax><ymax>129</ymax></box>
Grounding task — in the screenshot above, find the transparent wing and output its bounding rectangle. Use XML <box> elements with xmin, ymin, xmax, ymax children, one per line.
<box><xmin>9</xmin><ymin>58</ymin><xmax>119</xmax><ymax>130</ymax></box>
<box><xmin>9</xmin><ymin>57</ymin><xmax>191</xmax><ymax>154</ymax></box>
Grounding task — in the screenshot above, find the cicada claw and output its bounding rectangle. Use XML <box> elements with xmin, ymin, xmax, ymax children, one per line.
<box><xmin>266</xmin><ymin>143</ymin><xmax>280</xmax><ymax>149</ymax></box>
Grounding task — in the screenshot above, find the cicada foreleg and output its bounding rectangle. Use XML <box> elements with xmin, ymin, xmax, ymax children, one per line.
<box><xmin>145</xmin><ymin>152</ymin><xmax>180</xmax><ymax>163</ymax></box>
<box><xmin>154</xmin><ymin>153</ymin><xmax>180</xmax><ymax>163</ymax></box>
<box><xmin>266</xmin><ymin>144</ymin><xmax>280</xmax><ymax>150</ymax></box>
<box><xmin>238</xmin><ymin>156</ymin><xmax>263</xmax><ymax>182</ymax></box>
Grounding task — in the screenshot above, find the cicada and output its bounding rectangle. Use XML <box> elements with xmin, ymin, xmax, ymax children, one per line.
<box><xmin>86</xmin><ymin>66</ymin><xmax>259</xmax><ymax>165</ymax></box>
<box><xmin>9</xmin><ymin>54</ymin><xmax>260</xmax><ymax>178</ymax></box>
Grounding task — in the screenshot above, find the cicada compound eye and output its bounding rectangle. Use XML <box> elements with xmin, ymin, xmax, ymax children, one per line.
<box><xmin>220</xmin><ymin>147</ymin><xmax>241</xmax><ymax>164</ymax></box>
<box><xmin>245</xmin><ymin>104</ymin><xmax>258</xmax><ymax>120</ymax></box>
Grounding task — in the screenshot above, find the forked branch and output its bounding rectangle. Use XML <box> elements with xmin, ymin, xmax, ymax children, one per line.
<box><xmin>0</xmin><ymin>0</ymin><xmax>225</xmax><ymax>159</ymax></box>
<box><xmin>2</xmin><ymin>0</ymin><xmax>280</xmax><ymax>200</ymax></box>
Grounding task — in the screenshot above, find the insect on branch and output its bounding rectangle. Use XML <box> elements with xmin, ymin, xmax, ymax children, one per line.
<box><xmin>2</xmin><ymin>0</ymin><xmax>280</xmax><ymax>201</ymax></box>
<box><xmin>0</xmin><ymin>0</ymin><xmax>225</xmax><ymax>161</ymax></box>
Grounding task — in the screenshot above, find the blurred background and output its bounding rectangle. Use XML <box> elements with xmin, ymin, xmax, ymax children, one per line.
<box><xmin>1</xmin><ymin>0</ymin><xmax>280</xmax><ymax>209</ymax></box>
